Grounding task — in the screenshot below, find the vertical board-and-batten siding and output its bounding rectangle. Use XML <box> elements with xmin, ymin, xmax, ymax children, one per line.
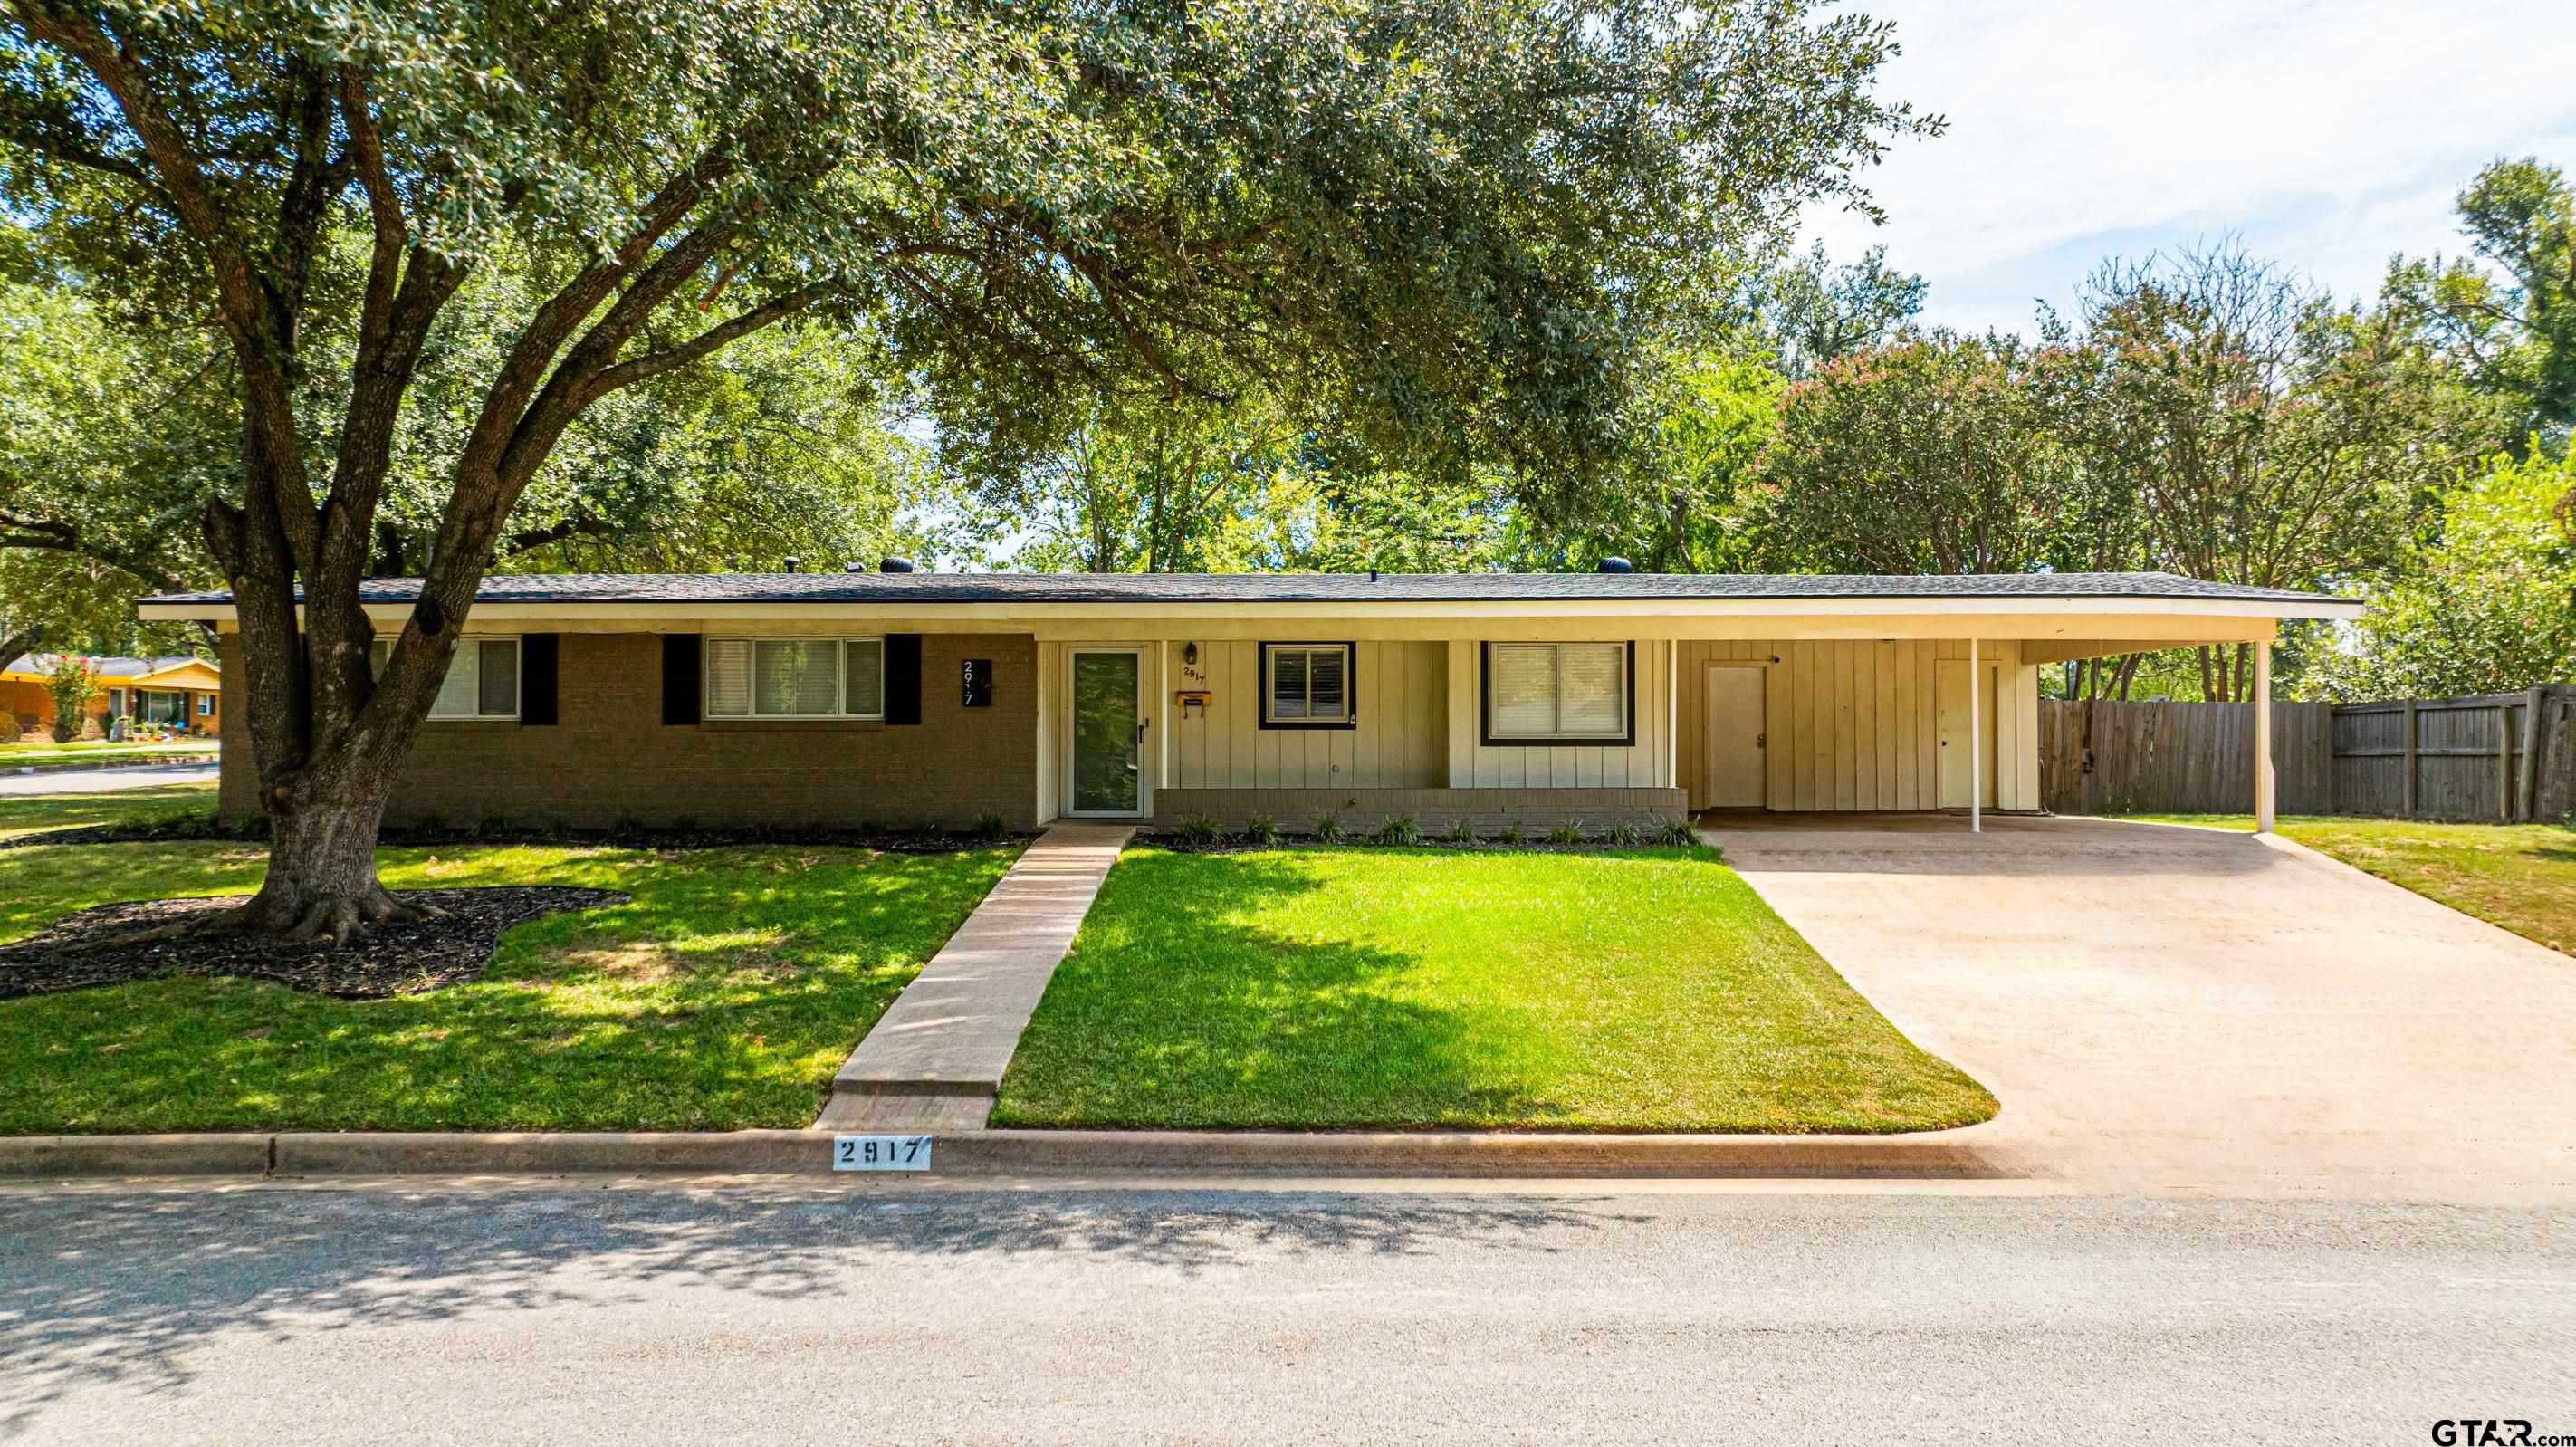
<box><xmin>1444</xmin><ymin>638</ymin><xmax>1674</xmax><ymax>790</ymax></box>
<box><xmin>1674</xmin><ymin>639</ymin><xmax>2040</xmax><ymax>812</ymax></box>
<box><xmin>1167</xmin><ymin>640</ymin><xmax>1447</xmax><ymax>789</ymax></box>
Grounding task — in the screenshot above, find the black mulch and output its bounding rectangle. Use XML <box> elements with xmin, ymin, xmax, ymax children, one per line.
<box><xmin>0</xmin><ymin>886</ymin><xmax>628</xmax><ymax>1001</ymax></box>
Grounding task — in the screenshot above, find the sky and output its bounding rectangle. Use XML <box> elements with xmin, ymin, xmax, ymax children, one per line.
<box><xmin>1800</xmin><ymin>0</ymin><xmax>2576</xmax><ymax>335</ymax></box>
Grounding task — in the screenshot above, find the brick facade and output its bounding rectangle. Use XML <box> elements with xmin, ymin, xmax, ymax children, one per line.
<box><xmin>217</xmin><ymin>631</ymin><xmax>1040</xmax><ymax>829</ymax></box>
<box><xmin>1148</xmin><ymin>786</ymin><xmax>1687</xmax><ymax>834</ymax></box>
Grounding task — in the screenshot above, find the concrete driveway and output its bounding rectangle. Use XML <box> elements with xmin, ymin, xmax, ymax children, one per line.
<box><xmin>1701</xmin><ymin>814</ymin><xmax>2576</xmax><ymax>1204</ymax></box>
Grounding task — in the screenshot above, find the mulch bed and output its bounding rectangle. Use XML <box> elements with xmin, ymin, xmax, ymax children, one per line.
<box><xmin>0</xmin><ymin>886</ymin><xmax>628</xmax><ymax>1001</ymax></box>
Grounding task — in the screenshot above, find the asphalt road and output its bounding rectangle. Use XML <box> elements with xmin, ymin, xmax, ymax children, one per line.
<box><xmin>0</xmin><ymin>759</ymin><xmax>217</xmax><ymax>796</ymax></box>
<box><xmin>5</xmin><ymin>1180</ymin><xmax>2571</xmax><ymax>1445</ymax></box>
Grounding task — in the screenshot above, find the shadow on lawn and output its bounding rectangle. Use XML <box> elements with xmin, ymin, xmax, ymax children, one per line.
<box><xmin>1002</xmin><ymin>849</ymin><xmax>1571</xmax><ymax>1126</ymax></box>
<box><xmin>0</xmin><ymin>1183</ymin><xmax>1643</xmax><ymax>1433</ymax></box>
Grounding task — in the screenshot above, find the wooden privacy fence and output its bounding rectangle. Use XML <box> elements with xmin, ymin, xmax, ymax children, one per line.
<box><xmin>2040</xmin><ymin>685</ymin><xmax>2575</xmax><ymax>821</ymax></box>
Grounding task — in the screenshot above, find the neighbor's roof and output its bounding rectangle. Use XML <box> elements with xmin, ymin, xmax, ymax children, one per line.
<box><xmin>3</xmin><ymin>652</ymin><xmax>209</xmax><ymax>679</ymax></box>
<box><xmin>139</xmin><ymin>570</ymin><xmax>2356</xmax><ymax>612</ymax></box>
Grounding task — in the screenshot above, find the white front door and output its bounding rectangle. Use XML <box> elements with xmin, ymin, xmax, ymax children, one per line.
<box><xmin>1702</xmin><ymin>664</ymin><xmax>1767</xmax><ymax>808</ymax></box>
<box><xmin>1067</xmin><ymin>647</ymin><xmax>1148</xmax><ymax>817</ymax></box>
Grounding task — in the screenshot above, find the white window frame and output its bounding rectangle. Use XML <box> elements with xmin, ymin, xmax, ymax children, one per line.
<box><xmin>1259</xmin><ymin>642</ymin><xmax>1355</xmax><ymax>728</ymax></box>
<box><xmin>1481</xmin><ymin>641</ymin><xmax>1633</xmax><ymax>744</ymax></box>
<box><xmin>196</xmin><ymin>692</ymin><xmax>214</xmax><ymax>717</ymax></box>
<box><xmin>703</xmin><ymin>637</ymin><xmax>887</xmax><ymax>721</ymax></box>
<box><xmin>370</xmin><ymin>636</ymin><xmax>522</xmax><ymax>721</ymax></box>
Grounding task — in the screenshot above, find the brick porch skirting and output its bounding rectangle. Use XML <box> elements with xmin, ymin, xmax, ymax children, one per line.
<box><xmin>1148</xmin><ymin>787</ymin><xmax>1688</xmax><ymax>834</ymax></box>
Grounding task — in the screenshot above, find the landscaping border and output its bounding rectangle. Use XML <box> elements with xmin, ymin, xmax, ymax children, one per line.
<box><xmin>0</xmin><ymin>1125</ymin><xmax>2015</xmax><ymax>1181</ymax></box>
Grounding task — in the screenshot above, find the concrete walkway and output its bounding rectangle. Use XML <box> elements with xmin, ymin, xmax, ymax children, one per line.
<box><xmin>817</xmin><ymin>822</ymin><xmax>1132</xmax><ymax>1131</ymax></box>
<box><xmin>1703</xmin><ymin>814</ymin><xmax>2576</xmax><ymax>1204</ymax></box>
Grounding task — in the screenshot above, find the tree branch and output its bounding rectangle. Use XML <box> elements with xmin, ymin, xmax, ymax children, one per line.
<box><xmin>586</xmin><ymin>281</ymin><xmax>840</xmax><ymax>398</ymax></box>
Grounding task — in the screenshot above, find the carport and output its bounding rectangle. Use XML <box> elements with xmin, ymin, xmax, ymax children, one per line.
<box><xmin>1671</xmin><ymin>578</ymin><xmax>2361</xmax><ymax>832</ymax></box>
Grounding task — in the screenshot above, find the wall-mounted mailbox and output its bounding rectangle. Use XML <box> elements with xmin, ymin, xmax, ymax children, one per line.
<box><xmin>1174</xmin><ymin>689</ymin><xmax>1211</xmax><ymax>718</ymax></box>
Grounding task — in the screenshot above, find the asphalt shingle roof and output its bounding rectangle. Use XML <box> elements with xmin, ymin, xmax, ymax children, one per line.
<box><xmin>142</xmin><ymin>570</ymin><xmax>2351</xmax><ymax>608</ymax></box>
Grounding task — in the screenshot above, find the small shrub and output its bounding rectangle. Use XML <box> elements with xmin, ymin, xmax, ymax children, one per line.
<box><xmin>966</xmin><ymin>811</ymin><xmax>1007</xmax><ymax>840</ymax></box>
<box><xmin>45</xmin><ymin>656</ymin><xmax>100</xmax><ymax>743</ymax></box>
<box><xmin>416</xmin><ymin>811</ymin><xmax>449</xmax><ymax>836</ymax></box>
<box><xmin>1241</xmin><ymin>815</ymin><xmax>1282</xmax><ymax>846</ymax></box>
<box><xmin>1654</xmin><ymin>819</ymin><xmax>1700</xmax><ymax>847</ymax></box>
<box><xmin>608</xmin><ymin>812</ymin><xmax>649</xmax><ymax>841</ymax></box>
<box><xmin>1441</xmin><ymin>819</ymin><xmax>1477</xmax><ymax>846</ymax></box>
<box><xmin>473</xmin><ymin>813</ymin><xmax>512</xmax><ymax>840</ymax></box>
<box><xmin>1546</xmin><ymin>821</ymin><xmax>1586</xmax><ymax>845</ymax></box>
<box><xmin>1496</xmin><ymin>821</ymin><xmax>1527</xmax><ymax>846</ymax></box>
<box><xmin>1604</xmin><ymin>820</ymin><xmax>1643</xmax><ymax>847</ymax></box>
<box><xmin>1173</xmin><ymin>814</ymin><xmax>1226</xmax><ymax>848</ymax></box>
<box><xmin>1372</xmin><ymin>813</ymin><xmax>1422</xmax><ymax>847</ymax></box>
<box><xmin>1310</xmin><ymin>811</ymin><xmax>1345</xmax><ymax>844</ymax></box>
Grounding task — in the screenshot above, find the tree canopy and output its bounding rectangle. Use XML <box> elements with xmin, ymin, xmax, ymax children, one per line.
<box><xmin>1</xmin><ymin>0</ymin><xmax>1931</xmax><ymax>934</ymax></box>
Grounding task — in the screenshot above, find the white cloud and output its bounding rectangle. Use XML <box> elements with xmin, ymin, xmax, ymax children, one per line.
<box><xmin>1802</xmin><ymin>0</ymin><xmax>2576</xmax><ymax>332</ymax></box>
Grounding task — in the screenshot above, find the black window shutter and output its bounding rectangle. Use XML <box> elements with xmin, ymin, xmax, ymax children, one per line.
<box><xmin>661</xmin><ymin>634</ymin><xmax>701</xmax><ymax>725</ymax></box>
<box><xmin>885</xmin><ymin>634</ymin><xmax>923</xmax><ymax>725</ymax></box>
<box><xmin>521</xmin><ymin>634</ymin><xmax>560</xmax><ymax>726</ymax></box>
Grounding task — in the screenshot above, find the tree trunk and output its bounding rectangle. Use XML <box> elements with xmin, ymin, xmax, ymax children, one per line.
<box><xmin>225</xmin><ymin>760</ymin><xmax>433</xmax><ymax>943</ymax></box>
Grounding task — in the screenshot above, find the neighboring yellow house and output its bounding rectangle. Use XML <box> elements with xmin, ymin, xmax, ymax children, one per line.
<box><xmin>2</xmin><ymin>653</ymin><xmax>224</xmax><ymax>740</ymax></box>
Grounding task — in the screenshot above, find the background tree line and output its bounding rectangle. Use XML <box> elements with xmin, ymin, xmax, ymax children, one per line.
<box><xmin>5</xmin><ymin>129</ymin><xmax>2571</xmax><ymax>709</ymax></box>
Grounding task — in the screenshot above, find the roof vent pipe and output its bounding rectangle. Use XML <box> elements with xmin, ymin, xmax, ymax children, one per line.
<box><xmin>1597</xmin><ymin>556</ymin><xmax>1634</xmax><ymax>573</ymax></box>
<box><xmin>878</xmin><ymin>557</ymin><xmax>917</xmax><ymax>574</ymax></box>
<box><xmin>783</xmin><ymin>556</ymin><xmax>800</xmax><ymax>573</ymax></box>
<box><xmin>845</xmin><ymin>561</ymin><xmax>867</xmax><ymax>573</ymax></box>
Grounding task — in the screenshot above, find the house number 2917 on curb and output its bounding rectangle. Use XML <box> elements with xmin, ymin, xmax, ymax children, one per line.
<box><xmin>833</xmin><ymin>1135</ymin><xmax>932</xmax><ymax>1171</ymax></box>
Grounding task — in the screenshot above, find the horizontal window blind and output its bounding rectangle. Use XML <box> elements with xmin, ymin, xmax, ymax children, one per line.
<box><xmin>705</xmin><ymin>639</ymin><xmax>754</xmax><ymax>716</ymax></box>
<box><xmin>844</xmin><ymin>639</ymin><xmax>885</xmax><ymax>716</ymax></box>
<box><xmin>1486</xmin><ymin>642</ymin><xmax>1627</xmax><ymax>741</ymax></box>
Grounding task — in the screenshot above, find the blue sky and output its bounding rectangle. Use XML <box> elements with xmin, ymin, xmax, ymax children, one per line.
<box><xmin>1801</xmin><ymin>0</ymin><xmax>2576</xmax><ymax>334</ymax></box>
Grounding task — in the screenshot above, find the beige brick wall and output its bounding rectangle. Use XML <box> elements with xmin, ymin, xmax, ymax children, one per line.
<box><xmin>219</xmin><ymin>632</ymin><xmax>1039</xmax><ymax>829</ymax></box>
<box><xmin>1149</xmin><ymin>786</ymin><xmax>1687</xmax><ymax>833</ymax></box>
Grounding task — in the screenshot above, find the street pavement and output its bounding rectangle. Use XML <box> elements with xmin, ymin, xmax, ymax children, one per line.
<box><xmin>0</xmin><ymin>759</ymin><xmax>217</xmax><ymax>796</ymax></box>
<box><xmin>5</xmin><ymin>1179</ymin><xmax>2571</xmax><ymax>1444</ymax></box>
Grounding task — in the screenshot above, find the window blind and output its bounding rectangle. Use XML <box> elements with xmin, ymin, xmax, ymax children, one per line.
<box><xmin>843</xmin><ymin>639</ymin><xmax>885</xmax><ymax>716</ymax></box>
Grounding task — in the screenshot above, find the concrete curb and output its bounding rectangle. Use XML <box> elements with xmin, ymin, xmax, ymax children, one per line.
<box><xmin>4</xmin><ymin>1126</ymin><xmax>2016</xmax><ymax>1182</ymax></box>
<box><xmin>0</xmin><ymin>1133</ymin><xmax>273</xmax><ymax>1177</ymax></box>
<box><xmin>8</xmin><ymin>752</ymin><xmax>219</xmax><ymax>776</ymax></box>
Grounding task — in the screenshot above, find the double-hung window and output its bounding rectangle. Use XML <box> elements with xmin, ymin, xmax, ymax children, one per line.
<box><xmin>1260</xmin><ymin>643</ymin><xmax>1354</xmax><ymax>727</ymax></box>
<box><xmin>1483</xmin><ymin>642</ymin><xmax>1630</xmax><ymax>743</ymax></box>
<box><xmin>371</xmin><ymin>637</ymin><xmax>522</xmax><ymax>720</ymax></box>
<box><xmin>704</xmin><ymin>637</ymin><xmax>886</xmax><ymax>720</ymax></box>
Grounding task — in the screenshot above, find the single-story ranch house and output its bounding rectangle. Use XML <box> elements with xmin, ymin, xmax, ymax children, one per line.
<box><xmin>142</xmin><ymin>570</ymin><xmax>2360</xmax><ymax>834</ymax></box>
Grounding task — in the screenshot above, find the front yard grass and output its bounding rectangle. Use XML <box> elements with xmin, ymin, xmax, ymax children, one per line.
<box><xmin>2111</xmin><ymin>813</ymin><xmax>2574</xmax><ymax>955</ymax></box>
<box><xmin>0</xmin><ymin>780</ymin><xmax>218</xmax><ymax>841</ymax></box>
<box><xmin>992</xmin><ymin>845</ymin><xmax>1997</xmax><ymax>1133</ymax></box>
<box><xmin>0</xmin><ymin>838</ymin><xmax>1017</xmax><ymax>1134</ymax></box>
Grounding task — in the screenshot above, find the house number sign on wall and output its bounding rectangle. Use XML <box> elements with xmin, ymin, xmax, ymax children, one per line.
<box><xmin>961</xmin><ymin>658</ymin><xmax>992</xmax><ymax>707</ymax></box>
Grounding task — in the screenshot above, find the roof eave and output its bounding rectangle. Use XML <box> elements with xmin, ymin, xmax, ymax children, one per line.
<box><xmin>138</xmin><ymin>593</ymin><xmax>2364</xmax><ymax>623</ymax></box>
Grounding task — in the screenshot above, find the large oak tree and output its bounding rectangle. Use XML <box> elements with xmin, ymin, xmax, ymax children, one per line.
<box><xmin>2</xmin><ymin>0</ymin><xmax>1926</xmax><ymax>939</ymax></box>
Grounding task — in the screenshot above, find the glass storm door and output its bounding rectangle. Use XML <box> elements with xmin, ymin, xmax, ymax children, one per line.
<box><xmin>1070</xmin><ymin>649</ymin><xmax>1144</xmax><ymax>815</ymax></box>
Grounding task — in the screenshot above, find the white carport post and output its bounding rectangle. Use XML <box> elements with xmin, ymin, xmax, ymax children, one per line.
<box><xmin>2254</xmin><ymin>639</ymin><xmax>2276</xmax><ymax>834</ymax></box>
<box><xmin>1968</xmin><ymin>636</ymin><xmax>1981</xmax><ymax>834</ymax></box>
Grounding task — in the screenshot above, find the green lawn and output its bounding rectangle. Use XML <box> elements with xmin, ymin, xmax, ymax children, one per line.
<box><xmin>0</xmin><ymin>780</ymin><xmax>219</xmax><ymax>841</ymax></box>
<box><xmin>0</xmin><ymin>838</ymin><xmax>1017</xmax><ymax>1133</ymax></box>
<box><xmin>993</xmin><ymin>845</ymin><xmax>1997</xmax><ymax>1133</ymax></box>
<box><xmin>0</xmin><ymin>739</ymin><xmax>219</xmax><ymax>765</ymax></box>
<box><xmin>2107</xmin><ymin>813</ymin><xmax>2574</xmax><ymax>956</ymax></box>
